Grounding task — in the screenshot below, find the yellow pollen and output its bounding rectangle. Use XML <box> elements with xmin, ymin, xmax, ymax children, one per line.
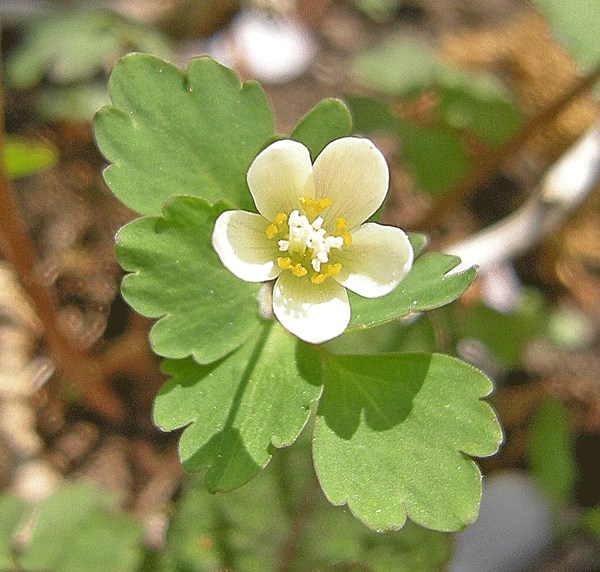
<box><xmin>278</xmin><ymin>257</ymin><xmax>308</xmax><ymax>277</ymax></box>
<box><xmin>274</xmin><ymin>213</ymin><xmax>287</xmax><ymax>225</ymax></box>
<box><xmin>299</xmin><ymin>196</ymin><xmax>332</xmax><ymax>221</ymax></box>
<box><xmin>311</xmin><ymin>263</ymin><xmax>342</xmax><ymax>284</ymax></box>
<box><xmin>327</xmin><ymin>263</ymin><xmax>341</xmax><ymax>277</ymax></box>
<box><xmin>291</xmin><ymin>263</ymin><xmax>307</xmax><ymax>277</ymax></box>
<box><xmin>266</xmin><ymin>212</ymin><xmax>288</xmax><ymax>239</ymax></box>
<box><xmin>334</xmin><ymin>217</ymin><xmax>352</xmax><ymax>246</ymax></box>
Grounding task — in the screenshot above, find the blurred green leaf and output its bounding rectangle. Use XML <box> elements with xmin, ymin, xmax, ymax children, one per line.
<box><xmin>314</xmin><ymin>352</ymin><xmax>503</xmax><ymax>531</ymax></box>
<box><xmin>291</xmin><ymin>98</ymin><xmax>353</xmax><ymax>161</ymax></box>
<box><xmin>17</xmin><ymin>481</ymin><xmax>143</xmax><ymax>572</ymax></box>
<box><xmin>3</xmin><ymin>137</ymin><xmax>57</xmax><ymax>179</ymax></box>
<box><xmin>5</xmin><ymin>9</ymin><xmax>174</xmax><ymax>89</ymax></box>
<box><xmin>535</xmin><ymin>0</ymin><xmax>600</xmax><ymax>71</ymax></box>
<box><xmin>354</xmin><ymin>37</ymin><xmax>437</xmax><ymax>96</ymax></box>
<box><xmin>347</xmin><ymin>95</ymin><xmax>398</xmax><ymax>135</ymax></box>
<box><xmin>439</xmin><ymin>86</ymin><xmax>521</xmax><ymax>146</ymax></box>
<box><xmin>352</xmin><ymin>0</ymin><xmax>405</xmax><ymax>21</ymax></box>
<box><xmin>351</xmin><ymin>38</ymin><xmax>521</xmax><ymax>195</ymax></box>
<box><xmin>408</xmin><ymin>232</ymin><xmax>428</xmax><ymax>257</ymax></box>
<box><xmin>153</xmin><ymin>324</ymin><xmax>322</xmax><ymax>491</ymax></box>
<box><xmin>35</xmin><ymin>82</ymin><xmax>111</xmax><ymax>122</ymax></box>
<box><xmin>95</xmin><ymin>54</ymin><xmax>274</xmax><ymax>215</ymax></box>
<box><xmin>528</xmin><ymin>397</ymin><xmax>575</xmax><ymax>508</ymax></box>
<box><xmin>582</xmin><ymin>504</ymin><xmax>600</xmax><ymax>541</ymax></box>
<box><xmin>458</xmin><ymin>289</ymin><xmax>546</xmax><ymax>368</ymax></box>
<box><xmin>0</xmin><ymin>494</ymin><xmax>26</xmax><ymax>569</ymax></box>
<box><xmin>400</xmin><ymin>122</ymin><xmax>470</xmax><ymax>196</ymax></box>
<box><xmin>116</xmin><ymin>197</ymin><xmax>262</xmax><ymax>365</ymax></box>
<box><xmin>154</xmin><ymin>437</ymin><xmax>451</xmax><ymax>572</ymax></box>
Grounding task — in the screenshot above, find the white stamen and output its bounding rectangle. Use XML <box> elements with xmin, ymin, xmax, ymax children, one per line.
<box><xmin>281</xmin><ymin>209</ymin><xmax>345</xmax><ymax>273</ymax></box>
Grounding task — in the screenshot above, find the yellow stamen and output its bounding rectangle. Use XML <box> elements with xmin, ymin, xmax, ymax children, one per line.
<box><xmin>291</xmin><ymin>263</ymin><xmax>307</xmax><ymax>277</ymax></box>
<box><xmin>334</xmin><ymin>217</ymin><xmax>352</xmax><ymax>246</ymax></box>
<box><xmin>310</xmin><ymin>262</ymin><xmax>341</xmax><ymax>284</ymax></box>
<box><xmin>274</xmin><ymin>213</ymin><xmax>287</xmax><ymax>225</ymax></box>
<box><xmin>266</xmin><ymin>212</ymin><xmax>288</xmax><ymax>239</ymax></box>
<box><xmin>326</xmin><ymin>263</ymin><xmax>341</xmax><ymax>277</ymax></box>
<box><xmin>299</xmin><ymin>196</ymin><xmax>332</xmax><ymax>221</ymax></box>
<box><xmin>279</xmin><ymin>257</ymin><xmax>308</xmax><ymax>277</ymax></box>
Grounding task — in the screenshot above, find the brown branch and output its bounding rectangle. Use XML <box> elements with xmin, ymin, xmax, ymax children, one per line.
<box><xmin>420</xmin><ymin>60</ymin><xmax>600</xmax><ymax>232</ymax></box>
<box><xmin>0</xmin><ymin>35</ymin><xmax>124</xmax><ymax>422</ymax></box>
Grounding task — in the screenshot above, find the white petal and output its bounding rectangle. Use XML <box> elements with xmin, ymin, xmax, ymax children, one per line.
<box><xmin>273</xmin><ymin>272</ymin><xmax>350</xmax><ymax>344</ymax></box>
<box><xmin>247</xmin><ymin>140</ymin><xmax>315</xmax><ymax>221</ymax></box>
<box><xmin>334</xmin><ymin>223</ymin><xmax>413</xmax><ymax>298</ymax></box>
<box><xmin>212</xmin><ymin>210</ymin><xmax>280</xmax><ymax>282</ymax></box>
<box><xmin>312</xmin><ymin>137</ymin><xmax>389</xmax><ymax>229</ymax></box>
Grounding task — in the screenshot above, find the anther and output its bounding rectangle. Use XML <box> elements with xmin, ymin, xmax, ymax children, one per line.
<box><xmin>310</xmin><ymin>262</ymin><xmax>341</xmax><ymax>284</ymax></box>
<box><xmin>291</xmin><ymin>263</ymin><xmax>307</xmax><ymax>277</ymax></box>
<box><xmin>327</xmin><ymin>263</ymin><xmax>341</xmax><ymax>277</ymax></box>
<box><xmin>334</xmin><ymin>218</ymin><xmax>352</xmax><ymax>246</ymax></box>
<box><xmin>266</xmin><ymin>212</ymin><xmax>288</xmax><ymax>239</ymax></box>
<box><xmin>299</xmin><ymin>196</ymin><xmax>332</xmax><ymax>221</ymax></box>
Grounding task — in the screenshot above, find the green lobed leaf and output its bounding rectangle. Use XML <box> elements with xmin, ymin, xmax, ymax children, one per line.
<box><xmin>280</xmin><ymin>436</ymin><xmax>452</xmax><ymax>572</ymax></box>
<box><xmin>348</xmin><ymin>251</ymin><xmax>476</xmax><ymax>330</ymax></box>
<box><xmin>17</xmin><ymin>481</ymin><xmax>143</xmax><ymax>572</ymax></box>
<box><xmin>153</xmin><ymin>323</ymin><xmax>322</xmax><ymax>491</ymax></box>
<box><xmin>313</xmin><ymin>352</ymin><xmax>503</xmax><ymax>532</ymax></box>
<box><xmin>116</xmin><ymin>196</ymin><xmax>261</xmax><ymax>364</ymax></box>
<box><xmin>0</xmin><ymin>494</ymin><xmax>26</xmax><ymax>569</ymax></box>
<box><xmin>528</xmin><ymin>397</ymin><xmax>575</xmax><ymax>508</ymax></box>
<box><xmin>94</xmin><ymin>53</ymin><xmax>274</xmax><ymax>215</ymax></box>
<box><xmin>290</xmin><ymin>98</ymin><xmax>353</xmax><ymax>161</ymax></box>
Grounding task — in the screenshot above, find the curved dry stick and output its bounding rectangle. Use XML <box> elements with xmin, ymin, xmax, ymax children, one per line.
<box><xmin>420</xmin><ymin>61</ymin><xmax>600</xmax><ymax>232</ymax></box>
<box><xmin>0</xmin><ymin>54</ymin><xmax>124</xmax><ymax>421</ymax></box>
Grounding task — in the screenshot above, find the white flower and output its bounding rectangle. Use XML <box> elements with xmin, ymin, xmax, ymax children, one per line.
<box><xmin>211</xmin><ymin>137</ymin><xmax>414</xmax><ymax>344</ymax></box>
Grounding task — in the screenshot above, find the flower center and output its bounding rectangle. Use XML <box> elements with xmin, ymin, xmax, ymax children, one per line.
<box><xmin>266</xmin><ymin>196</ymin><xmax>352</xmax><ymax>284</ymax></box>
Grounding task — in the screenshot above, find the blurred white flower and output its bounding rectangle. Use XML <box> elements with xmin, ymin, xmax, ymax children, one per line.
<box><xmin>212</xmin><ymin>137</ymin><xmax>413</xmax><ymax>344</ymax></box>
